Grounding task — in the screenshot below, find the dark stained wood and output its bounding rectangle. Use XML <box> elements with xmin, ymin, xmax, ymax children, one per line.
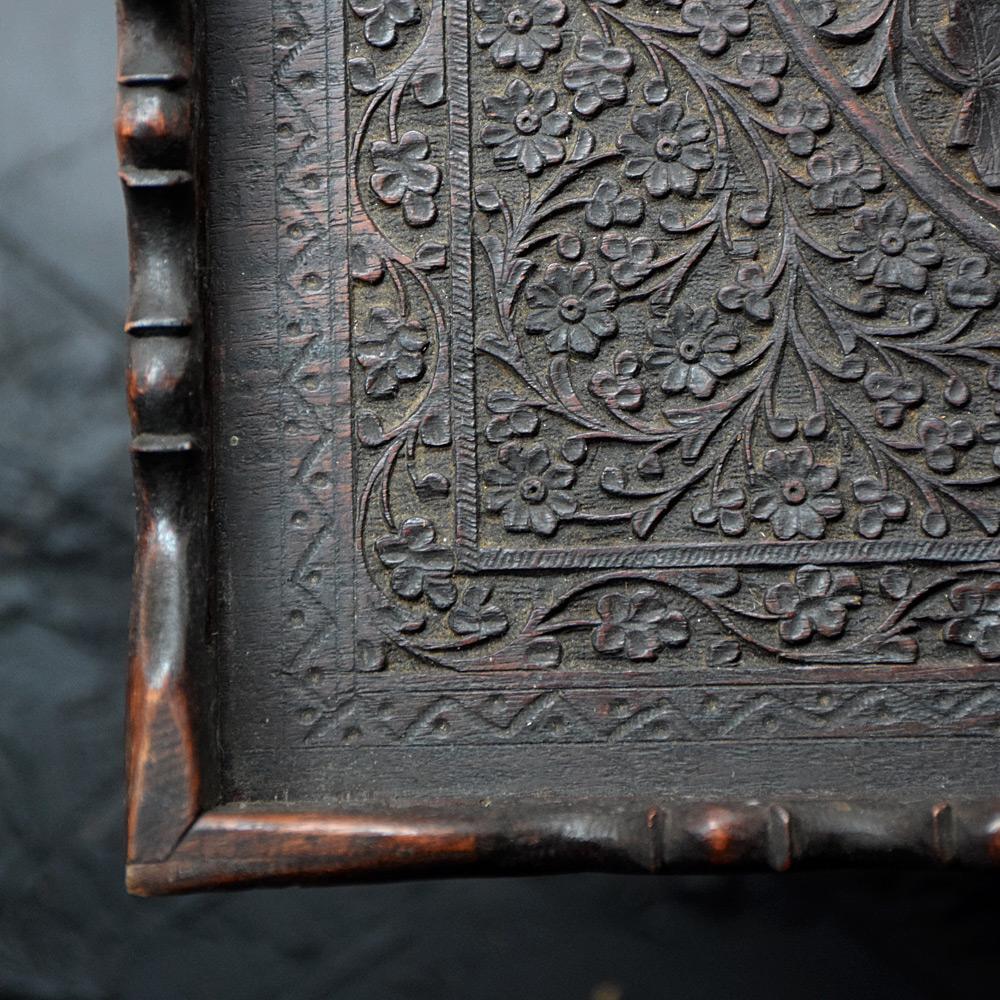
<box><xmin>122</xmin><ymin>0</ymin><xmax>1000</xmax><ymax>894</ymax></box>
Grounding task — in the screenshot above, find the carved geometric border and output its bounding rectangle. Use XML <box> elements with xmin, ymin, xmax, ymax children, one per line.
<box><xmin>303</xmin><ymin>681</ymin><xmax>1000</xmax><ymax>747</ymax></box>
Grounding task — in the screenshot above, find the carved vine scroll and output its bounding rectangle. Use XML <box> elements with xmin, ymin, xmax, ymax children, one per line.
<box><xmin>275</xmin><ymin>0</ymin><xmax>1000</xmax><ymax>741</ymax></box>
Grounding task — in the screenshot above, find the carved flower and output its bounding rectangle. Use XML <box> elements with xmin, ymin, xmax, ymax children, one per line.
<box><xmin>917</xmin><ymin>417</ymin><xmax>974</xmax><ymax>474</ymax></box>
<box><xmin>774</xmin><ymin>96</ymin><xmax>830</xmax><ymax>156</ymax></box>
<box><xmin>717</xmin><ymin>263</ymin><xmax>773</xmax><ymax>322</ymax></box>
<box><xmin>355</xmin><ymin>307</ymin><xmax>429</xmax><ymax>398</ymax></box>
<box><xmin>681</xmin><ymin>0</ymin><xmax>754</xmax><ymax>56</ymax></box>
<box><xmin>764</xmin><ymin>565</ymin><xmax>862</xmax><ymax>644</ymax></box>
<box><xmin>806</xmin><ymin>144</ymin><xmax>883</xmax><ymax>212</ymax></box>
<box><xmin>839</xmin><ymin>197</ymin><xmax>942</xmax><ymax>292</ymax></box>
<box><xmin>947</xmin><ymin>256</ymin><xmax>999</xmax><ymax>310</ymax></box>
<box><xmin>562</xmin><ymin>33</ymin><xmax>634</xmax><ymax>118</ymax></box>
<box><xmin>600</xmin><ymin>231</ymin><xmax>657</xmax><ymax>289</ymax></box>
<box><xmin>935</xmin><ymin>1</ymin><xmax>1000</xmax><ymax>189</ymax></box>
<box><xmin>943</xmin><ymin>580</ymin><xmax>1000</xmax><ymax>661</ymax></box>
<box><xmin>645</xmin><ymin>304</ymin><xmax>738</xmax><ymax>400</ymax></box>
<box><xmin>525</xmin><ymin>263</ymin><xmax>619</xmax><ymax>358</ymax></box>
<box><xmin>862</xmin><ymin>372</ymin><xmax>923</xmax><ymax>429</ymax></box>
<box><xmin>852</xmin><ymin>477</ymin><xmax>908</xmax><ymax>539</ymax></box>
<box><xmin>370</xmin><ymin>130</ymin><xmax>441</xmax><ymax>227</ymax></box>
<box><xmin>350</xmin><ymin>0</ymin><xmax>420</xmax><ymax>48</ymax></box>
<box><xmin>481</xmin><ymin>80</ymin><xmax>571</xmax><ymax>177</ymax></box>
<box><xmin>592</xmin><ymin>590</ymin><xmax>689</xmax><ymax>661</ymax></box>
<box><xmin>618</xmin><ymin>102</ymin><xmax>713</xmax><ymax>199</ymax></box>
<box><xmin>449</xmin><ymin>585</ymin><xmax>509</xmax><ymax>638</ymax></box>
<box><xmin>485</xmin><ymin>390</ymin><xmax>539</xmax><ymax>443</ymax></box>
<box><xmin>589</xmin><ymin>350</ymin><xmax>645</xmax><ymax>411</ymax></box>
<box><xmin>375</xmin><ymin>517</ymin><xmax>456</xmax><ymax>610</ymax></box>
<box><xmin>737</xmin><ymin>49</ymin><xmax>787</xmax><ymax>104</ymax></box>
<box><xmin>473</xmin><ymin>0</ymin><xmax>566</xmax><ymax>71</ymax></box>
<box><xmin>692</xmin><ymin>487</ymin><xmax>747</xmax><ymax>536</ymax></box>
<box><xmin>484</xmin><ymin>443</ymin><xmax>578</xmax><ymax>536</ymax></box>
<box><xmin>750</xmin><ymin>447</ymin><xmax>843</xmax><ymax>540</ymax></box>
<box><xmin>586</xmin><ymin>179</ymin><xmax>645</xmax><ymax>229</ymax></box>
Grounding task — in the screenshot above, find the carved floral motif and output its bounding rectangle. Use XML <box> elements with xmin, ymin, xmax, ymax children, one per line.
<box><xmin>342</xmin><ymin>0</ymin><xmax>1000</xmax><ymax>676</ymax></box>
<box><xmin>764</xmin><ymin>565</ymin><xmax>861</xmax><ymax>644</ymax></box>
<box><xmin>839</xmin><ymin>197</ymin><xmax>941</xmax><ymax>293</ymax></box>
<box><xmin>350</xmin><ymin>0</ymin><xmax>421</xmax><ymax>48</ymax></box>
<box><xmin>645</xmin><ymin>304</ymin><xmax>738</xmax><ymax>399</ymax></box>
<box><xmin>618</xmin><ymin>101</ymin><xmax>714</xmax><ymax>198</ymax></box>
<box><xmin>370</xmin><ymin>130</ymin><xmax>441</xmax><ymax>226</ymax></box>
<box><xmin>750</xmin><ymin>447</ymin><xmax>843</xmax><ymax>540</ymax></box>
<box><xmin>525</xmin><ymin>263</ymin><xmax>619</xmax><ymax>356</ymax></box>
<box><xmin>376</xmin><ymin>518</ymin><xmax>457</xmax><ymax>610</ymax></box>
<box><xmin>355</xmin><ymin>306</ymin><xmax>429</xmax><ymax>398</ymax></box>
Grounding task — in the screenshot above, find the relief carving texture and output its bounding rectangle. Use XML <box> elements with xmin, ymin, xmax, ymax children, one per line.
<box><xmin>275</xmin><ymin>0</ymin><xmax>1000</xmax><ymax>745</ymax></box>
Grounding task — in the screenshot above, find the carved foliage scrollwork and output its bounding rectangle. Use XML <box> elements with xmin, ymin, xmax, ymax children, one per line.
<box><xmin>343</xmin><ymin>0</ymin><xmax>1000</xmax><ymax>676</ymax></box>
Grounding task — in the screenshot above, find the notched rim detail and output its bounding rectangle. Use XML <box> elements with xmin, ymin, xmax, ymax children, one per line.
<box><xmin>119</xmin><ymin>0</ymin><xmax>207</xmax><ymax>868</ymax></box>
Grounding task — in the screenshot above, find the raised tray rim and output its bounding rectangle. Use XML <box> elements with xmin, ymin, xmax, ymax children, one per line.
<box><xmin>119</xmin><ymin>0</ymin><xmax>1000</xmax><ymax>896</ymax></box>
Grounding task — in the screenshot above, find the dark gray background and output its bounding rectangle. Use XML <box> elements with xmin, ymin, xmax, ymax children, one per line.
<box><xmin>1</xmin><ymin>3</ymin><xmax>999</xmax><ymax>998</ymax></box>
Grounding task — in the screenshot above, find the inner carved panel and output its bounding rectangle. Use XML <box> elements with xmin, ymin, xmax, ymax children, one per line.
<box><xmin>268</xmin><ymin>0</ymin><xmax>1000</xmax><ymax>752</ymax></box>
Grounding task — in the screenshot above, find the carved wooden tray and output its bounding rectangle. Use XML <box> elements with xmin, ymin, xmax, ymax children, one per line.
<box><xmin>121</xmin><ymin>0</ymin><xmax>1000</xmax><ymax>893</ymax></box>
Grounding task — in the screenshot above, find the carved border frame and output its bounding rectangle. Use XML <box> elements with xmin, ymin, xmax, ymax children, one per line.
<box><xmin>120</xmin><ymin>0</ymin><xmax>1000</xmax><ymax>896</ymax></box>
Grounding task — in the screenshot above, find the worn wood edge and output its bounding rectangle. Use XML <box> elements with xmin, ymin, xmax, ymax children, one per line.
<box><xmin>124</xmin><ymin>799</ymin><xmax>1000</xmax><ymax>895</ymax></box>
<box><xmin>119</xmin><ymin>0</ymin><xmax>212</xmax><ymax>869</ymax></box>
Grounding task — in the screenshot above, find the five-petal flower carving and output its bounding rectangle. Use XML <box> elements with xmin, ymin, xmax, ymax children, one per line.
<box><xmin>370</xmin><ymin>130</ymin><xmax>441</xmax><ymax>227</ymax></box>
<box><xmin>589</xmin><ymin>351</ymin><xmax>645</xmax><ymax>411</ymax></box>
<box><xmin>376</xmin><ymin>518</ymin><xmax>456</xmax><ymax>610</ymax></box>
<box><xmin>562</xmin><ymin>33</ymin><xmax>634</xmax><ymax>118</ymax></box>
<box><xmin>355</xmin><ymin>307</ymin><xmax>429</xmax><ymax>399</ymax></box>
<box><xmin>481</xmin><ymin>79</ymin><xmax>571</xmax><ymax>176</ymax></box>
<box><xmin>592</xmin><ymin>590</ymin><xmax>690</xmax><ymax>661</ymax></box>
<box><xmin>839</xmin><ymin>197</ymin><xmax>942</xmax><ymax>292</ymax></box>
<box><xmin>806</xmin><ymin>144</ymin><xmax>883</xmax><ymax>212</ymax></box>
<box><xmin>765</xmin><ymin>565</ymin><xmax>862</xmax><ymax>644</ymax></box>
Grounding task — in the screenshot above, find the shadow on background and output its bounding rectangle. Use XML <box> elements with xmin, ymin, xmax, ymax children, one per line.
<box><xmin>1</xmin><ymin>4</ymin><xmax>999</xmax><ymax>999</ymax></box>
